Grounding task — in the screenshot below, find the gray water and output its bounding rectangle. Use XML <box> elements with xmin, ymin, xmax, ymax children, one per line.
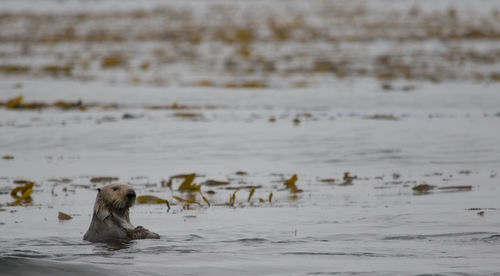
<box><xmin>1</xmin><ymin>80</ymin><xmax>500</xmax><ymax>275</ymax></box>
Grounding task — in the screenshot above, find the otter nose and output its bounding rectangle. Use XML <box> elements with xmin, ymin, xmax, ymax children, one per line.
<box><xmin>126</xmin><ymin>189</ymin><xmax>136</xmax><ymax>199</ymax></box>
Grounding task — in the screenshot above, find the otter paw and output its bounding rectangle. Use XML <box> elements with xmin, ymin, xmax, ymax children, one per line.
<box><xmin>131</xmin><ymin>227</ymin><xmax>160</xmax><ymax>240</ymax></box>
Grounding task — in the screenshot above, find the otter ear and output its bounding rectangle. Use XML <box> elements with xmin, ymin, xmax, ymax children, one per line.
<box><xmin>97</xmin><ymin>188</ymin><xmax>101</xmax><ymax>193</ymax></box>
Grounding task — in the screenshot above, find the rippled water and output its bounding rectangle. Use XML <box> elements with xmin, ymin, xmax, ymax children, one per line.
<box><xmin>1</xmin><ymin>78</ymin><xmax>500</xmax><ymax>275</ymax></box>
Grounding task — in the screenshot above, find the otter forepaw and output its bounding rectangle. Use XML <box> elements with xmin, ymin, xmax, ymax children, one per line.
<box><xmin>131</xmin><ymin>226</ymin><xmax>160</xmax><ymax>239</ymax></box>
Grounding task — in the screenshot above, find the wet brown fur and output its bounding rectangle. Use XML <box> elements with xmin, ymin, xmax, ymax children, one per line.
<box><xmin>83</xmin><ymin>183</ymin><xmax>159</xmax><ymax>242</ymax></box>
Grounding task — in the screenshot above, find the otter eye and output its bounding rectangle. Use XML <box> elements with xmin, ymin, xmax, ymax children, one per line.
<box><xmin>112</xmin><ymin>186</ymin><xmax>119</xmax><ymax>191</ymax></box>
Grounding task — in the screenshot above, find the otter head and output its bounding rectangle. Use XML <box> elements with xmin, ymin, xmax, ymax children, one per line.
<box><xmin>94</xmin><ymin>183</ymin><xmax>136</xmax><ymax>221</ymax></box>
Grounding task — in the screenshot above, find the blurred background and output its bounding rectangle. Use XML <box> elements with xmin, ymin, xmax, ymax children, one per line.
<box><xmin>1</xmin><ymin>0</ymin><xmax>499</xmax><ymax>88</ymax></box>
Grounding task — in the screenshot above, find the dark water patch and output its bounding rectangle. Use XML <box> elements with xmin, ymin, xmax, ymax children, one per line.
<box><xmin>308</xmin><ymin>273</ymin><xmax>399</xmax><ymax>276</ymax></box>
<box><xmin>93</xmin><ymin>240</ymin><xmax>133</xmax><ymax>251</ymax></box>
<box><xmin>184</xmin><ymin>234</ymin><xmax>204</xmax><ymax>241</ymax></box>
<box><xmin>283</xmin><ymin>252</ymin><xmax>415</xmax><ymax>258</ymax></box>
<box><xmin>0</xmin><ymin>257</ymin><xmax>116</xmax><ymax>276</ymax></box>
<box><xmin>221</xmin><ymin>238</ymin><xmax>269</xmax><ymax>244</ymax></box>
<box><xmin>4</xmin><ymin>250</ymin><xmax>52</xmax><ymax>259</ymax></box>
<box><xmin>414</xmin><ymin>274</ymin><xmax>474</xmax><ymax>276</ymax></box>
<box><xmin>383</xmin><ymin>232</ymin><xmax>496</xmax><ymax>241</ymax></box>
<box><xmin>476</xmin><ymin>234</ymin><xmax>500</xmax><ymax>244</ymax></box>
<box><xmin>272</xmin><ymin>239</ymin><xmax>308</xmax><ymax>244</ymax></box>
<box><xmin>124</xmin><ymin>245</ymin><xmax>200</xmax><ymax>255</ymax></box>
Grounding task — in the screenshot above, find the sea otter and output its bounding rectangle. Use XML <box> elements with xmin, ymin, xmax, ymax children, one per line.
<box><xmin>83</xmin><ymin>183</ymin><xmax>160</xmax><ymax>242</ymax></box>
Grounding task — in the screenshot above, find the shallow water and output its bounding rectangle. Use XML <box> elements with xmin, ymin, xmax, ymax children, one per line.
<box><xmin>1</xmin><ymin>79</ymin><xmax>500</xmax><ymax>275</ymax></box>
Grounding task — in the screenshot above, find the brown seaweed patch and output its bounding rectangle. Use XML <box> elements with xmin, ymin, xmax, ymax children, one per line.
<box><xmin>2</xmin><ymin>95</ymin><xmax>89</xmax><ymax>111</ymax></box>
<box><xmin>0</xmin><ymin>65</ymin><xmax>31</xmax><ymax>75</ymax></box>
<box><xmin>2</xmin><ymin>155</ymin><xmax>14</xmax><ymax>160</ymax></box>
<box><xmin>147</xmin><ymin>103</ymin><xmax>188</xmax><ymax>110</ymax></box>
<box><xmin>248</xmin><ymin>186</ymin><xmax>255</xmax><ymax>202</ymax></box>
<box><xmin>90</xmin><ymin>177</ymin><xmax>119</xmax><ymax>183</ymax></box>
<box><xmin>341</xmin><ymin>172</ymin><xmax>356</xmax><ymax>185</ymax></box>
<box><xmin>54</xmin><ymin>100</ymin><xmax>86</xmax><ymax>111</ymax></box>
<box><xmin>199</xmin><ymin>191</ymin><xmax>210</xmax><ymax>207</ymax></box>
<box><xmin>235</xmin><ymin>171</ymin><xmax>248</xmax><ymax>176</ymax></box>
<box><xmin>178</xmin><ymin>173</ymin><xmax>200</xmax><ymax>192</ymax></box>
<box><xmin>101</xmin><ymin>54</ymin><xmax>127</xmax><ymax>68</ymax></box>
<box><xmin>284</xmin><ymin>174</ymin><xmax>302</xmax><ymax>193</ymax></box>
<box><xmin>226</xmin><ymin>189</ymin><xmax>239</xmax><ymax>206</ymax></box>
<box><xmin>192</xmin><ymin>80</ymin><xmax>216</xmax><ymax>87</ymax></box>
<box><xmin>438</xmin><ymin>185</ymin><xmax>473</xmax><ymax>191</ymax></box>
<box><xmin>224</xmin><ymin>81</ymin><xmax>267</xmax><ymax>89</ymax></box>
<box><xmin>412</xmin><ymin>183</ymin><xmax>436</xmax><ymax>193</ymax></box>
<box><xmin>41</xmin><ymin>65</ymin><xmax>73</xmax><ymax>77</ymax></box>
<box><xmin>365</xmin><ymin>114</ymin><xmax>399</xmax><ymax>121</ymax></box>
<box><xmin>9</xmin><ymin>182</ymin><xmax>34</xmax><ymax>206</ymax></box>
<box><xmin>136</xmin><ymin>195</ymin><xmax>168</xmax><ymax>204</ymax></box>
<box><xmin>173</xmin><ymin>195</ymin><xmax>200</xmax><ymax>209</ymax></box>
<box><xmin>173</xmin><ymin>112</ymin><xmax>204</xmax><ymax>119</ymax></box>
<box><xmin>58</xmin><ymin>212</ymin><xmax>73</xmax><ymax>220</ymax></box>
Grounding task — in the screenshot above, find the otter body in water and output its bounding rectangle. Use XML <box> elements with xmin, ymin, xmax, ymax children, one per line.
<box><xmin>84</xmin><ymin>183</ymin><xmax>160</xmax><ymax>242</ymax></box>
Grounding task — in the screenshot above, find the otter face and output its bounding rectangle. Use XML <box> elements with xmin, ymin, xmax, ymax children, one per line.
<box><xmin>98</xmin><ymin>184</ymin><xmax>136</xmax><ymax>210</ymax></box>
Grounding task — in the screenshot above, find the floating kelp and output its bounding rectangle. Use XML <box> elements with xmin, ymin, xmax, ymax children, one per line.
<box><xmin>101</xmin><ymin>54</ymin><xmax>127</xmax><ymax>68</ymax></box>
<box><xmin>178</xmin><ymin>174</ymin><xmax>200</xmax><ymax>192</ymax></box>
<box><xmin>365</xmin><ymin>114</ymin><xmax>399</xmax><ymax>120</ymax></box>
<box><xmin>412</xmin><ymin>183</ymin><xmax>436</xmax><ymax>193</ymax></box>
<box><xmin>248</xmin><ymin>186</ymin><xmax>255</xmax><ymax>202</ymax></box>
<box><xmin>42</xmin><ymin>65</ymin><xmax>73</xmax><ymax>77</ymax></box>
<box><xmin>284</xmin><ymin>174</ymin><xmax>302</xmax><ymax>193</ymax></box>
<box><xmin>0</xmin><ymin>65</ymin><xmax>30</xmax><ymax>75</ymax></box>
<box><xmin>341</xmin><ymin>172</ymin><xmax>356</xmax><ymax>185</ymax></box>
<box><xmin>199</xmin><ymin>191</ymin><xmax>210</xmax><ymax>207</ymax></box>
<box><xmin>2</xmin><ymin>155</ymin><xmax>14</xmax><ymax>160</ymax></box>
<box><xmin>269</xmin><ymin>191</ymin><xmax>273</xmax><ymax>203</ymax></box>
<box><xmin>224</xmin><ymin>81</ymin><xmax>267</xmax><ymax>89</ymax></box>
<box><xmin>146</xmin><ymin>103</ymin><xmax>188</xmax><ymax>110</ymax></box>
<box><xmin>58</xmin><ymin>212</ymin><xmax>72</xmax><ymax>220</ymax></box>
<box><xmin>227</xmin><ymin>189</ymin><xmax>239</xmax><ymax>206</ymax></box>
<box><xmin>2</xmin><ymin>95</ymin><xmax>88</xmax><ymax>111</ymax></box>
<box><xmin>438</xmin><ymin>185</ymin><xmax>473</xmax><ymax>191</ymax></box>
<box><xmin>6</xmin><ymin>95</ymin><xmax>27</xmax><ymax>109</ymax></box>
<box><xmin>173</xmin><ymin>112</ymin><xmax>204</xmax><ymax>120</ymax></box>
<box><xmin>235</xmin><ymin>171</ymin><xmax>248</xmax><ymax>176</ymax></box>
<box><xmin>90</xmin><ymin>177</ymin><xmax>118</xmax><ymax>183</ymax></box>
<box><xmin>11</xmin><ymin>182</ymin><xmax>33</xmax><ymax>198</ymax></box>
<box><xmin>173</xmin><ymin>195</ymin><xmax>200</xmax><ymax>209</ymax></box>
<box><xmin>10</xmin><ymin>189</ymin><xmax>33</xmax><ymax>206</ymax></box>
<box><xmin>9</xmin><ymin>182</ymin><xmax>34</xmax><ymax>206</ymax></box>
<box><xmin>319</xmin><ymin>178</ymin><xmax>335</xmax><ymax>183</ymax></box>
<box><xmin>136</xmin><ymin>195</ymin><xmax>168</xmax><ymax>204</ymax></box>
<box><xmin>54</xmin><ymin>100</ymin><xmax>86</xmax><ymax>111</ymax></box>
